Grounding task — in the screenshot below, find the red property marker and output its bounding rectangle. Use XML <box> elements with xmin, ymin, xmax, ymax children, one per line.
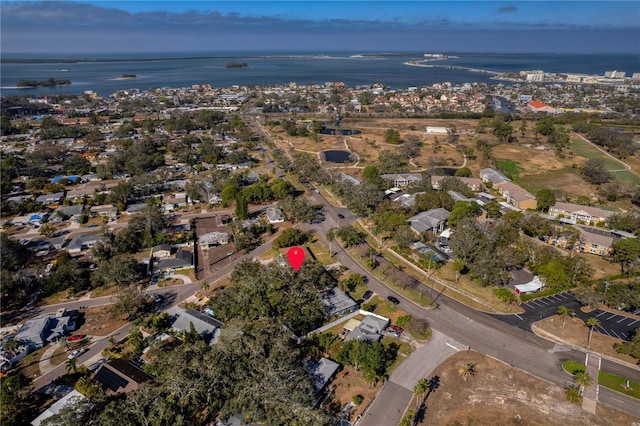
<box><xmin>287</xmin><ymin>246</ymin><xmax>305</xmax><ymax>272</ymax></box>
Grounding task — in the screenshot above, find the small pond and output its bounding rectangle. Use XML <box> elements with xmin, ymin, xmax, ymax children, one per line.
<box><xmin>320</xmin><ymin>128</ymin><xmax>362</xmax><ymax>135</ymax></box>
<box><xmin>324</xmin><ymin>150</ymin><xmax>352</xmax><ymax>163</ymax></box>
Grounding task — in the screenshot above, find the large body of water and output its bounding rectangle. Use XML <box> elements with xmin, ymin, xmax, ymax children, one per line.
<box><xmin>1</xmin><ymin>52</ymin><xmax>638</xmax><ymax>96</ymax></box>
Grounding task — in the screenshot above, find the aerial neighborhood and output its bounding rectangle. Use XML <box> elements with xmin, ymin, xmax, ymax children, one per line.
<box><xmin>1</xmin><ymin>73</ymin><xmax>640</xmax><ymax>426</ymax></box>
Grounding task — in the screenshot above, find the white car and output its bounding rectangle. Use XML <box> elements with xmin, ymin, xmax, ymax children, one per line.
<box><xmin>68</xmin><ymin>349</ymin><xmax>83</xmax><ymax>360</ymax></box>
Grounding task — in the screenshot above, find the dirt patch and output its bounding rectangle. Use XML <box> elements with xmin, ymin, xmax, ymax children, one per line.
<box><xmin>417</xmin><ymin>351</ymin><xmax>638</xmax><ymax>426</ymax></box>
<box><xmin>328</xmin><ymin>365</ymin><xmax>382</xmax><ymax>420</ymax></box>
<box><xmin>75</xmin><ymin>305</ymin><xmax>128</xmax><ymax>337</ymax></box>
<box><xmin>533</xmin><ymin>315</ymin><xmax>637</xmax><ymax>366</ymax></box>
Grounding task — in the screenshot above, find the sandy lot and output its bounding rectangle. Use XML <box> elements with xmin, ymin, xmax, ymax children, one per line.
<box><xmin>417</xmin><ymin>351</ymin><xmax>639</xmax><ymax>426</ymax></box>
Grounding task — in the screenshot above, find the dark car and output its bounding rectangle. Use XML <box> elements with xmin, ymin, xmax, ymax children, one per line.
<box><xmin>362</xmin><ymin>290</ymin><xmax>373</xmax><ymax>300</ymax></box>
<box><xmin>387</xmin><ymin>295</ymin><xmax>400</xmax><ymax>305</ymax></box>
<box><xmin>337</xmin><ymin>213</ymin><xmax>345</xmax><ymax>219</ymax></box>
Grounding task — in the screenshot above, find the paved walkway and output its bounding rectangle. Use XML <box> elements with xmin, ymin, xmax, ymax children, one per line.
<box><xmin>582</xmin><ymin>353</ymin><xmax>600</xmax><ymax>414</ymax></box>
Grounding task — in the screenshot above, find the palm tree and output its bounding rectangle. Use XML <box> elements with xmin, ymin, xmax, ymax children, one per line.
<box><xmin>564</xmin><ymin>385</ymin><xmax>583</xmax><ymax>404</ymax></box>
<box><xmin>458</xmin><ymin>362</ymin><xmax>476</xmax><ymax>381</ymax></box>
<box><xmin>413</xmin><ymin>378</ymin><xmax>429</xmax><ymax>409</ymax></box>
<box><xmin>65</xmin><ymin>358</ymin><xmax>78</xmax><ymax>374</ymax></box>
<box><xmin>557</xmin><ymin>305</ymin><xmax>574</xmax><ymax>328</ymax></box>
<box><xmin>586</xmin><ymin>317</ymin><xmax>601</xmax><ymax>349</ymax></box>
<box><xmin>574</xmin><ymin>370</ymin><xmax>593</xmax><ymax>394</ymax></box>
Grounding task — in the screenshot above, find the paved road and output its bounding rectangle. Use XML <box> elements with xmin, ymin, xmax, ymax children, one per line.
<box><xmin>307</xmin><ymin>192</ymin><xmax>640</xmax><ymax>419</ymax></box>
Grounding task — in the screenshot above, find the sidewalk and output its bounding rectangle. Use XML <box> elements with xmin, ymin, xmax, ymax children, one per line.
<box><xmin>582</xmin><ymin>353</ymin><xmax>600</xmax><ymax>414</ymax></box>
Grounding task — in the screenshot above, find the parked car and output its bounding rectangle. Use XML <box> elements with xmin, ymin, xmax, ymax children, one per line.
<box><xmin>387</xmin><ymin>330</ymin><xmax>400</xmax><ymax>337</ymax></box>
<box><xmin>387</xmin><ymin>295</ymin><xmax>400</xmax><ymax>305</ymax></box>
<box><xmin>337</xmin><ymin>213</ymin><xmax>345</xmax><ymax>219</ymax></box>
<box><xmin>390</xmin><ymin>325</ymin><xmax>404</xmax><ymax>335</ymax></box>
<box><xmin>68</xmin><ymin>349</ymin><xmax>84</xmax><ymax>360</ymax></box>
<box><xmin>362</xmin><ymin>290</ymin><xmax>373</xmax><ymax>300</ymax></box>
<box><xmin>151</xmin><ymin>294</ymin><xmax>163</xmax><ymax>303</ymax></box>
<box><xmin>67</xmin><ymin>334</ymin><xmax>85</xmax><ymax>342</ymax></box>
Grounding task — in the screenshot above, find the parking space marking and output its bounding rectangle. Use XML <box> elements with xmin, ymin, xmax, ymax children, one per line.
<box><xmin>621</xmin><ymin>332</ymin><xmax>628</xmax><ymax>339</ymax></box>
<box><xmin>611</xmin><ymin>330</ymin><xmax>622</xmax><ymax>339</ymax></box>
<box><xmin>596</xmin><ymin>311</ymin><xmax>607</xmax><ymax>317</ymax></box>
<box><xmin>529</xmin><ymin>300</ymin><xmax>544</xmax><ymax>307</ymax></box>
<box><xmin>515</xmin><ymin>314</ymin><xmax>523</xmax><ymax>321</ymax></box>
<box><xmin>537</xmin><ymin>299</ymin><xmax>550</xmax><ymax>305</ymax></box>
<box><xmin>596</xmin><ymin>326</ymin><xmax>611</xmax><ymax>337</ymax></box>
<box><xmin>606</xmin><ymin>314</ymin><xmax>618</xmax><ymax>320</ymax></box>
<box><xmin>617</xmin><ymin>317</ymin><xmax>628</xmax><ymax>324</ymax></box>
<box><xmin>628</xmin><ymin>320</ymin><xmax>638</xmax><ymax>326</ymax></box>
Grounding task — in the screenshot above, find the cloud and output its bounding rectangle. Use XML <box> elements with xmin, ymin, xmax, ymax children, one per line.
<box><xmin>498</xmin><ymin>5</ymin><xmax>517</xmax><ymax>13</ymax></box>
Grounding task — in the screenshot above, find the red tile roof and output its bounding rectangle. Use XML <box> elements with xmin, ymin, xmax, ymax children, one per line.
<box><xmin>528</xmin><ymin>101</ymin><xmax>548</xmax><ymax>109</ymax></box>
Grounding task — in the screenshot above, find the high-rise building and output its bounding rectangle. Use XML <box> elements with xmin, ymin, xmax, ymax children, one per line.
<box><xmin>604</xmin><ymin>70</ymin><xmax>626</xmax><ymax>79</ymax></box>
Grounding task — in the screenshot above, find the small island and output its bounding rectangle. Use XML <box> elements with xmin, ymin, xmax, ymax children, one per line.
<box><xmin>120</xmin><ymin>74</ymin><xmax>137</xmax><ymax>78</ymax></box>
<box><xmin>16</xmin><ymin>78</ymin><xmax>71</xmax><ymax>88</ymax></box>
<box><xmin>226</xmin><ymin>62</ymin><xmax>249</xmax><ymax>69</ymax></box>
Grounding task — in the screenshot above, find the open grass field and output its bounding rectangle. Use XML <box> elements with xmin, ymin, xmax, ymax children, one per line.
<box><xmin>570</xmin><ymin>135</ymin><xmax>640</xmax><ymax>185</ymax></box>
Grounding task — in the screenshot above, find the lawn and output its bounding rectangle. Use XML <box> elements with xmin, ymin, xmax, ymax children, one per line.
<box><xmin>570</xmin><ymin>136</ymin><xmax>640</xmax><ymax>185</ymax></box>
<box><xmin>495</xmin><ymin>158</ymin><xmax>521</xmax><ymax>180</ymax></box>
<box><xmin>598</xmin><ymin>370</ymin><xmax>640</xmax><ymax>400</ymax></box>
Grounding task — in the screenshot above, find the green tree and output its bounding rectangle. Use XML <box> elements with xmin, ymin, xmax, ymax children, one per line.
<box><xmin>610</xmin><ymin>238</ymin><xmax>640</xmax><ymax>274</ymax></box>
<box><xmin>458</xmin><ymin>362</ymin><xmax>476</xmax><ymax>381</ymax></box>
<box><xmin>536</xmin><ymin>188</ymin><xmax>556</xmax><ymax>212</ymax></box>
<box><xmin>413</xmin><ymin>378</ymin><xmax>429</xmax><ymax>409</ymax></box>
<box><xmin>384</xmin><ymin>128</ymin><xmax>401</xmax><ymax>144</ymax></box>
<box><xmin>128</xmin><ymin>327</ymin><xmax>145</xmax><ymax>355</ymax></box>
<box><xmin>586</xmin><ymin>317</ymin><xmax>601</xmax><ymax>349</ymax></box>
<box><xmin>494</xmin><ymin>288</ymin><xmax>517</xmax><ymax>305</ymax></box>
<box><xmin>65</xmin><ymin>358</ymin><xmax>78</xmax><ymax>374</ymax></box>
<box><xmin>361</xmin><ymin>165</ymin><xmax>382</xmax><ymax>187</ymax></box>
<box><xmin>235</xmin><ymin>194</ymin><xmax>249</xmax><ymax>220</ymax></box>
<box><xmin>614</xmin><ymin>329</ymin><xmax>640</xmax><ymax>362</ymax></box>
<box><xmin>565</xmin><ymin>385</ymin><xmax>583</xmax><ymax>404</ymax></box>
<box><xmin>574</xmin><ymin>370</ymin><xmax>593</xmax><ymax>394</ymax></box>
<box><xmin>557</xmin><ymin>305</ymin><xmax>574</xmax><ymax>328</ymax></box>
<box><xmin>448</xmin><ymin>201</ymin><xmax>481</xmax><ymax>227</ymax></box>
<box><xmin>273</xmin><ymin>228</ymin><xmax>311</xmax><ymax>248</ymax></box>
<box><xmin>454</xmin><ymin>167</ymin><xmax>472</xmax><ymax>177</ymax></box>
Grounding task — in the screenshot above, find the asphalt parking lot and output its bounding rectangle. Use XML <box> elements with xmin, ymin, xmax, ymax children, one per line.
<box><xmin>493</xmin><ymin>291</ymin><xmax>638</xmax><ymax>341</ymax></box>
<box><xmin>582</xmin><ymin>310</ymin><xmax>639</xmax><ymax>341</ymax></box>
<box><xmin>493</xmin><ymin>291</ymin><xmax>581</xmax><ymax>331</ymax></box>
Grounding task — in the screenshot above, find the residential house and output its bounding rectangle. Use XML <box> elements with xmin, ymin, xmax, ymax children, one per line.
<box><xmin>199</xmin><ymin>232</ymin><xmax>229</xmax><ymax>249</ymax></box>
<box><xmin>90</xmin><ymin>204</ymin><xmax>118</xmax><ymax>219</ymax></box>
<box><xmin>169</xmin><ymin>308</ymin><xmax>223</xmax><ymax>344</ymax></box>
<box><xmin>54</xmin><ymin>205</ymin><xmax>84</xmax><ymax>222</ymax></box>
<box><xmin>36</xmin><ymin>192</ymin><xmax>64</xmax><ymax>205</ymax></box>
<box><xmin>306</xmin><ymin>357</ymin><xmax>340</xmax><ymax>392</ymax></box>
<box><xmin>408</xmin><ymin>208</ymin><xmax>450</xmax><ymax>235</ymax></box>
<box><xmin>31</xmin><ymin>390</ymin><xmax>86</xmax><ymax>426</ymax></box>
<box><xmin>320</xmin><ymin>287</ymin><xmax>357</xmax><ymax>317</ymax></box>
<box><xmin>265</xmin><ymin>207</ymin><xmax>285</xmax><ymax>224</ymax></box>
<box><xmin>392</xmin><ymin>192</ymin><xmax>423</xmax><ymax>209</ymax></box>
<box><xmin>66</xmin><ymin>185</ymin><xmax>97</xmax><ymax>202</ymax></box>
<box><xmin>345</xmin><ymin>313</ymin><xmax>390</xmax><ymax>343</ymax></box>
<box><xmin>381</xmin><ymin>173</ymin><xmax>422</xmax><ymax>188</ymax></box>
<box><xmin>496</xmin><ymin>182</ymin><xmax>537</xmax><ymax>210</ymax></box>
<box><xmin>125</xmin><ymin>203</ymin><xmax>147</xmax><ymax>215</ymax></box>
<box><xmin>14</xmin><ymin>310</ymin><xmax>77</xmax><ymax>349</ymax></box>
<box><xmin>548</xmin><ymin>202</ymin><xmax>615</xmax><ymax>226</ymax></box>
<box><xmin>339</xmin><ymin>173</ymin><xmax>361</xmax><ymax>186</ymax></box>
<box><xmin>151</xmin><ymin>244</ymin><xmax>172</xmax><ymax>259</ymax></box>
<box><xmin>479</xmin><ymin>168</ymin><xmax>510</xmax><ymax>186</ymax></box>
<box><xmin>67</xmin><ymin>234</ymin><xmax>101</xmax><ymax>255</ymax></box>
<box><xmin>93</xmin><ymin>359</ymin><xmax>151</xmax><ymax>395</ymax></box>
<box><xmin>425</xmin><ymin>126</ymin><xmax>448</xmax><ymax>134</ymax></box>
<box><xmin>431</xmin><ymin>175</ymin><xmax>484</xmax><ymax>192</ymax></box>
<box><xmin>155</xmin><ymin>249</ymin><xmax>193</xmax><ymax>272</ymax></box>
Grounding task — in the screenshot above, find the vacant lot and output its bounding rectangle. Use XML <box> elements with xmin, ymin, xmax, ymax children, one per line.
<box><xmin>417</xmin><ymin>351</ymin><xmax>637</xmax><ymax>426</ymax></box>
<box><xmin>570</xmin><ymin>135</ymin><xmax>640</xmax><ymax>185</ymax></box>
<box><xmin>75</xmin><ymin>305</ymin><xmax>128</xmax><ymax>337</ymax></box>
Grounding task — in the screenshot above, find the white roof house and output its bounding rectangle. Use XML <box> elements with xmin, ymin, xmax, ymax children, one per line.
<box><xmin>31</xmin><ymin>390</ymin><xmax>86</xmax><ymax>426</ymax></box>
<box><xmin>514</xmin><ymin>276</ymin><xmax>544</xmax><ymax>295</ymax></box>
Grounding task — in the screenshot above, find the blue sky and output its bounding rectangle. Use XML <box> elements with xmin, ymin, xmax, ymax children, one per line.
<box><xmin>1</xmin><ymin>1</ymin><xmax>639</xmax><ymax>54</ymax></box>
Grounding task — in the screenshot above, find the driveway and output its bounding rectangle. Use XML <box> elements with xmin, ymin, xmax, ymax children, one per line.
<box><xmin>360</xmin><ymin>330</ymin><xmax>463</xmax><ymax>426</ymax></box>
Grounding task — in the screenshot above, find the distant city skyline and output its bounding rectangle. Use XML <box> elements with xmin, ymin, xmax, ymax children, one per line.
<box><xmin>1</xmin><ymin>1</ymin><xmax>639</xmax><ymax>54</ymax></box>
